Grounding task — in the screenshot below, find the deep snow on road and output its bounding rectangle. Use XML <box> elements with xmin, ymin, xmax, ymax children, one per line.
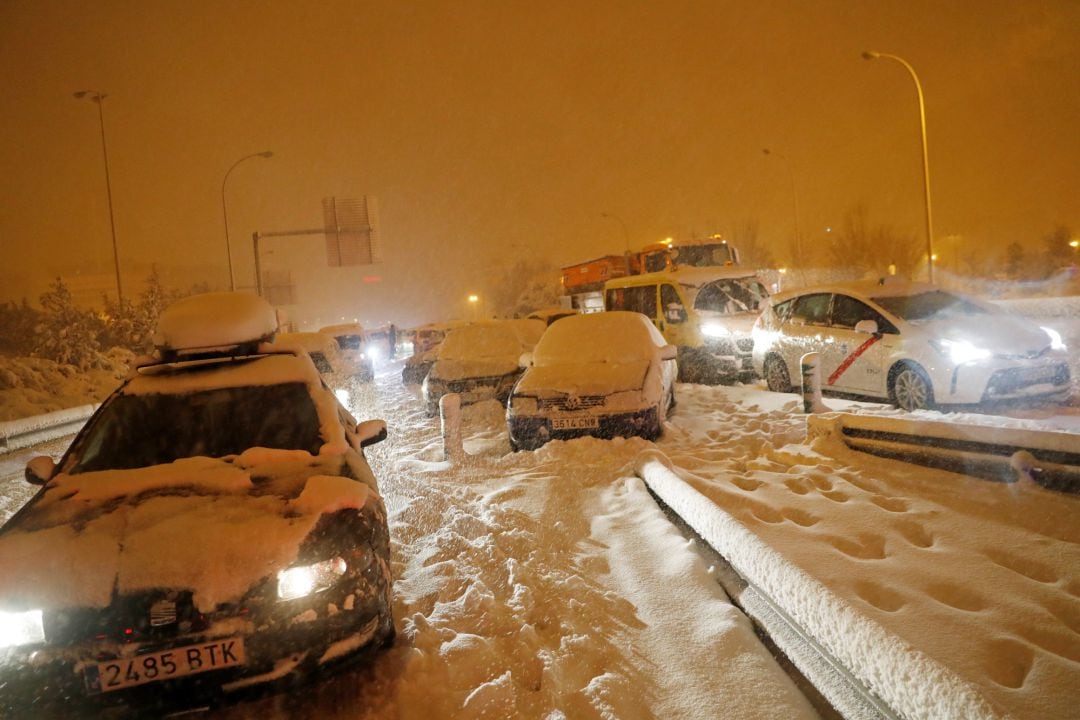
<box><xmin>209</xmin><ymin>364</ymin><xmax>1078</xmax><ymax>720</ymax></box>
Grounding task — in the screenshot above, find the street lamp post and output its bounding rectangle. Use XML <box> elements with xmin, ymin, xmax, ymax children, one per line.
<box><xmin>762</xmin><ymin>148</ymin><xmax>803</xmax><ymax>267</ymax></box>
<box><xmin>601</xmin><ymin>212</ymin><xmax>630</xmax><ymax>254</ymax></box>
<box><xmin>862</xmin><ymin>51</ymin><xmax>936</xmax><ymax>283</ymax></box>
<box><xmin>73</xmin><ymin>90</ymin><xmax>123</xmax><ymax>304</ymax></box>
<box><xmin>222</xmin><ymin>151</ymin><xmax>274</xmax><ymax>291</ymax></box>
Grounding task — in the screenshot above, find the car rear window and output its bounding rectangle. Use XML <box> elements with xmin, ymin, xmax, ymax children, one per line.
<box><xmin>67</xmin><ymin>382</ymin><xmax>323</xmax><ymax>473</ymax></box>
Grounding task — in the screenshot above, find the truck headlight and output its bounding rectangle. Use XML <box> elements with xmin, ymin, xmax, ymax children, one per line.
<box><xmin>0</xmin><ymin>609</ymin><xmax>45</xmax><ymax>649</ymax></box>
<box><xmin>701</xmin><ymin>322</ymin><xmax>731</xmax><ymax>338</ymax></box>
<box><xmin>277</xmin><ymin>557</ymin><xmax>348</xmax><ymax>601</ymax></box>
<box><xmin>932</xmin><ymin>338</ymin><xmax>990</xmax><ymax>364</ymax></box>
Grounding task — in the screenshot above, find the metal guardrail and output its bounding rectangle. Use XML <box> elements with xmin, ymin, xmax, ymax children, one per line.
<box><xmin>807</xmin><ymin>412</ymin><xmax>1080</xmax><ymax>494</ymax></box>
<box><xmin>0</xmin><ymin>404</ymin><xmax>96</xmax><ymax>453</ymax></box>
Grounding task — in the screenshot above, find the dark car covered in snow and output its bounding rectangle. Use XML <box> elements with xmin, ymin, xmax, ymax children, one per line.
<box><xmin>0</xmin><ymin>293</ymin><xmax>394</xmax><ymax>715</ymax></box>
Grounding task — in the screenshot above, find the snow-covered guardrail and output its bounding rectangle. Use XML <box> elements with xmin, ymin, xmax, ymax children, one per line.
<box><xmin>0</xmin><ymin>405</ymin><xmax>96</xmax><ymax>453</ymax></box>
<box><xmin>806</xmin><ymin>412</ymin><xmax>1080</xmax><ymax>493</ymax></box>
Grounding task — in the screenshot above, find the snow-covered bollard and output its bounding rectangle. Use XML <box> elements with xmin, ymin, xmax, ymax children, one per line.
<box><xmin>440</xmin><ymin>393</ymin><xmax>465</xmax><ymax>462</ymax></box>
<box><xmin>800</xmin><ymin>352</ymin><xmax>830</xmax><ymax>413</ymax></box>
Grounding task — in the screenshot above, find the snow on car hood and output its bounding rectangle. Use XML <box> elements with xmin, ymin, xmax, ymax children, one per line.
<box><xmin>913</xmin><ymin>313</ymin><xmax>1052</xmax><ymax>355</ymax></box>
<box><xmin>0</xmin><ymin>450</ymin><xmax>372</xmax><ymax>613</ymax></box>
<box><xmin>514</xmin><ymin>361</ymin><xmax>649</xmax><ymax>396</ymax></box>
<box><xmin>430</xmin><ymin>358</ymin><xmax>519</xmax><ymax>382</ymax></box>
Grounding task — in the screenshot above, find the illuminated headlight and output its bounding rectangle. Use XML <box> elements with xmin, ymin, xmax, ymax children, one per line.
<box><xmin>701</xmin><ymin>322</ymin><xmax>731</xmax><ymax>338</ymax></box>
<box><xmin>511</xmin><ymin>396</ymin><xmax>537</xmax><ymax>414</ymax></box>
<box><xmin>1041</xmin><ymin>326</ymin><xmax>1067</xmax><ymax>351</ymax></box>
<box><xmin>277</xmin><ymin>557</ymin><xmax>348</xmax><ymax>601</ymax></box>
<box><xmin>932</xmin><ymin>338</ymin><xmax>991</xmax><ymax>364</ymax></box>
<box><xmin>366</xmin><ymin>346</ymin><xmax>384</xmax><ymax>363</ymax></box>
<box><xmin>0</xmin><ymin>609</ymin><xmax>45</xmax><ymax>649</ymax></box>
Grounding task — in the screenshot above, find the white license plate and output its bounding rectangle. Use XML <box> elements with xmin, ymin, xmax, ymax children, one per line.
<box><xmin>551</xmin><ymin>416</ymin><xmax>600</xmax><ymax>430</ymax></box>
<box><xmin>85</xmin><ymin>638</ymin><xmax>246</xmax><ymax>694</ymax></box>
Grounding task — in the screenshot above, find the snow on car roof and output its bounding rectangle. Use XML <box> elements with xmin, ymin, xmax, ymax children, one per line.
<box><xmin>319</xmin><ymin>322</ymin><xmax>364</xmax><ymax>337</ymax></box>
<box><xmin>611</xmin><ymin>266</ymin><xmax>762</xmax><ymax>289</ymax></box>
<box><xmin>274</xmin><ymin>331</ymin><xmax>340</xmax><ymax>356</ymax></box>
<box><xmin>153</xmin><ymin>292</ymin><xmax>278</xmax><ymax>353</ymax></box>
<box><xmin>533</xmin><ymin>311</ymin><xmax>664</xmax><ymax>365</ymax></box>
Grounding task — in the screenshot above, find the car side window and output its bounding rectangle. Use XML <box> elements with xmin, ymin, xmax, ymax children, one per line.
<box><xmin>660</xmin><ymin>284</ymin><xmax>686</xmax><ymax>323</ymax></box>
<box><xmin>790</xmin><ymin>293</ymin><xmax>831</xmax><ymax>326</ymax></box>
<box><xmin>772</xmin><ymin>298</ymin><xmax>796</xmax><ymax>322</ymax></box>
<box><xmin>622</xmin><ymin>285</ymin><xmax>658</xmax><ymax>318</ymax></box>
<box><xmin>831</xmin><ymin>295</ymin><xmax>898</xmax><ymax>334</ymax></box>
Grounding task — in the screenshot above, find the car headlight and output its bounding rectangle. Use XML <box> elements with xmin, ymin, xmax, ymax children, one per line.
<box><xmin>701</xmin><ymin>322</ymin><xmax>731</xmax><ymax>338</ymax></box>
<box><xmin>931</xmin><ymin>338</ymin><xmax>991</xmax><ymax>364</ymax></box>
<box><xmin>366</xmin><ymin>346</ymin><xmax>384</xmax><ymax>363</ymax></box>
<box><xmin>277</xmin><ymin>557</ymin><xmax>348</xmax><ymax>601</ymax></box>
<box><xmin>0</xmin><ymin>609</ymin><xmax>45</xmax><ymax>649</ymax></box>
<box><xmin>1040</xmin><ymin>326</ymin><xmax>1067</xmax><ymax>351</ymax></box>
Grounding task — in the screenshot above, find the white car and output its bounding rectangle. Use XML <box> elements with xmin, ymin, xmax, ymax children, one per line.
<box><xmin>506</xmin><ymin>311</ymin><xmax>678</xmax><ymax>450</ymax></box>
<box><xmin>318</xmin><ymin>323</ymin><xmax>375</xmax><ymax>382</ymax></box>
<box><xmin>422</xmin><ymin>319</ymin><xmax>545</xmax><ymax>416</ymax></box>
<box><xmin>751</xmin><ymin>281</ymin><xmax>1071</xmax><ymax>410</ymax></box>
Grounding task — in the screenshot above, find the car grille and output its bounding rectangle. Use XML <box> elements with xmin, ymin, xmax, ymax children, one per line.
<box><xmin>538</xmin><ymin>395</ymin><xmax>606</xmax><ymax>411</ymax></box>
<box><xmin>446</xmin><ymin>377</ymin><xmax>500</xmax><ymax>393</ymax></box>
<box><xmin>985</xmin><ymin>363</ymin><xmax>1070</xmax><ymax>397</ymax></box>
<box><xmin>44</xmin><ymin>591</ymin><xmax>207</xmax><ymax>644</ymax></box>
<box><xmin>735</xmin><ymin>337</ymin><xmax>754</xmax><ymax>353</ymax></box>
<box><xmin>995</xmin><ymin>346</ymin><xmax>1051</xmax><ymax>361</ymax></box>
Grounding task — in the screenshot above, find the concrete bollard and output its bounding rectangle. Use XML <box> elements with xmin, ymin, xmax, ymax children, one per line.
<box><xmin>440</xmin><ymin>393</ymin><xmax>464</xmax><ymax>462</ymax></box>
<box><xmin>800</xmin><ymin>352</ymin><xmax>829</xmax><ymax>414</ymax></box>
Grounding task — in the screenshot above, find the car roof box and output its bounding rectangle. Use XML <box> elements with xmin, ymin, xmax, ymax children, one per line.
<box><xmin>152</xmin><ymin>292</ymin><xmax>279</xmax><ymax>361</ymax></box>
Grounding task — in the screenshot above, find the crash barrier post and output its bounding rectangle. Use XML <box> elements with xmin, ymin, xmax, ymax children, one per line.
<box><xmin>440</xmin><ymin>393</ymin><xmax>464</xmax><ymax>462</ymax></box>
<box><xmin>801</xmin><ymin>352</ymin><xmax>824</xmax><ymax>414</ymax></box>
<box><xmin>0</xmin><ymin>404</ymin><xmax>97</xmax><ymax>453</ymax></box>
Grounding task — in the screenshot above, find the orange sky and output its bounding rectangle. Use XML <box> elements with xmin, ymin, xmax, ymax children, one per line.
<box><xmin>1</xmin><ymin>0</ymin><xmax>1077</xmax><ymax>326</ymax></box>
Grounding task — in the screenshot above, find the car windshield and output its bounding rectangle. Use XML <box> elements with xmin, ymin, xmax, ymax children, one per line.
<box><xmin>673</xmin><ymin>243</ymin><xmax>736</xmax><ymax>267</ymax></box>
<box><xmin>333</xmin><ymin>335</ymin><xmax>363</xmax><ymax>350</ymax></box>
<box><xmin>66</xmin><ymin>382</ymin><xmax>323</xmax><ymax>474</ymax></box>
<box><xmin>871</xmin><ymin>290</ymin><xmax>991</xmax><ymax>321</ymax></box>
<box><xmin>693</xmin><ymin>278</ymin><xmax>770</xmax><ymax>314</ymax></box>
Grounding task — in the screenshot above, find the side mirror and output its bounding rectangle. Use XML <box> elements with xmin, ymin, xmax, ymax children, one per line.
<box><xmin>854</xmin><ymin>319</ymin><xmax>880</xmax><ymax>335</ymax></box>
<box><xmin>659</xmin><ymin>344</ymin><xmax>678</xmax><ymax>361</ymax></box>
<box><xmin>354</xmin><ymin>419</ymin><xmax>388</xmax><ymax>448</ymax></box>
<box><xmin>25</xmin><ymin>456</ymin><xmax>57</xmax><ymax>485</ymax></box>
<box><xmin>519</xmin><ymin>352</ymin><xmax>534</xmax><ymax>368</ymax></box>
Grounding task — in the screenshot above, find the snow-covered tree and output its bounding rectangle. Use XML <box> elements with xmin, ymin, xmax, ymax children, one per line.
<box><xmin>32</xmin><ymin>278</ymin><xmax>103</xmax><ymax>371</ymax></box>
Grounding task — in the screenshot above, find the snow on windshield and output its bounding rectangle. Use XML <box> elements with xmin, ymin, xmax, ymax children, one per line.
<box><xmin>439</xmin><ymin>324</ymin><xmax>525</xmax><ymax>360</ymax></box>
<box><xmin>693</xmin><ymin>278</ymin><xmax>770</xmax><ymax>314</ymax></box>
<box><xmin>533</xmin><ymin>312</ymin><xmax>658</xmax><ymax>366</ymax></box>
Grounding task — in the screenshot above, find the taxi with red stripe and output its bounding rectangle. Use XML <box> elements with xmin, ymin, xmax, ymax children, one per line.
<box><xmin>751</xmin><ymin>279</ymin><xmax>1071</xmax><ymax>411</ymax></box>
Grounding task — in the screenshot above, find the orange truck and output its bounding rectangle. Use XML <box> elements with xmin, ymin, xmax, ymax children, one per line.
<box><xmin>561</xmin><ymin>239</ymin><xmax>740</xmax><ymax>311</ymax></box>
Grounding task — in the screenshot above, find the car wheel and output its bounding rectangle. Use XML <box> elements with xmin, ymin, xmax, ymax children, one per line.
<box><xmin>891</xmin><ymin>363</ymin><xmax>935</xmax><ymax>411</ymax></box>
<box><xmin>763</xmin><ymin>355</ymin><xmax>793</xmax><ymax>393</ymax></box>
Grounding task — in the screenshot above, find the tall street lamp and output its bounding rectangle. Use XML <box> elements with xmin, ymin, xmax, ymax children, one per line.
<box><xmin>222</xmin><ymin>151</ymin><xmax>274</xmax><ymax>291</ymax></box>
<box><xmin>862</xmin><ymin>51</ymin><xmax>936</xmax><ymax>283</ymax></box>
<box><xmin>73</xmin><ymin>90</ymin><xmax>123</xmax><ymax>304</ymax></box>
<box><xmin>601</xmin><ymin>212</ymin><xmax>630</xmax><ymax>253</ymax></box>
<box><xmin>762</xmin><ymin>148</ymin><xmax>803</xmax><ymax>267</ymax></box>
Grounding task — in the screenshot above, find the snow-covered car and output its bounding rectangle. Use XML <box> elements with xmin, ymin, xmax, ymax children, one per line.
<box><xmin>506</xmin><ymin>311</ymin><xmax>678</xmax><ymax>450</ymax></box>
<box><xmin>422</xmin><ymin>319</ymin><xmax>545</xmax><ymax>416</ymax></box>
<box><xmin>318</xmin><ymin>323</ymin><xmax>375</xmax><ymax>382</ymax></box>
<box><xmin>0</xmin><ymin>293</ymin><xmax>394</xmax><ymax>715</ymax></box>
<box><xmin>751</xmin><ymin>280</ymin><xmax>1072</xmax><ymax>410</ymax></box>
